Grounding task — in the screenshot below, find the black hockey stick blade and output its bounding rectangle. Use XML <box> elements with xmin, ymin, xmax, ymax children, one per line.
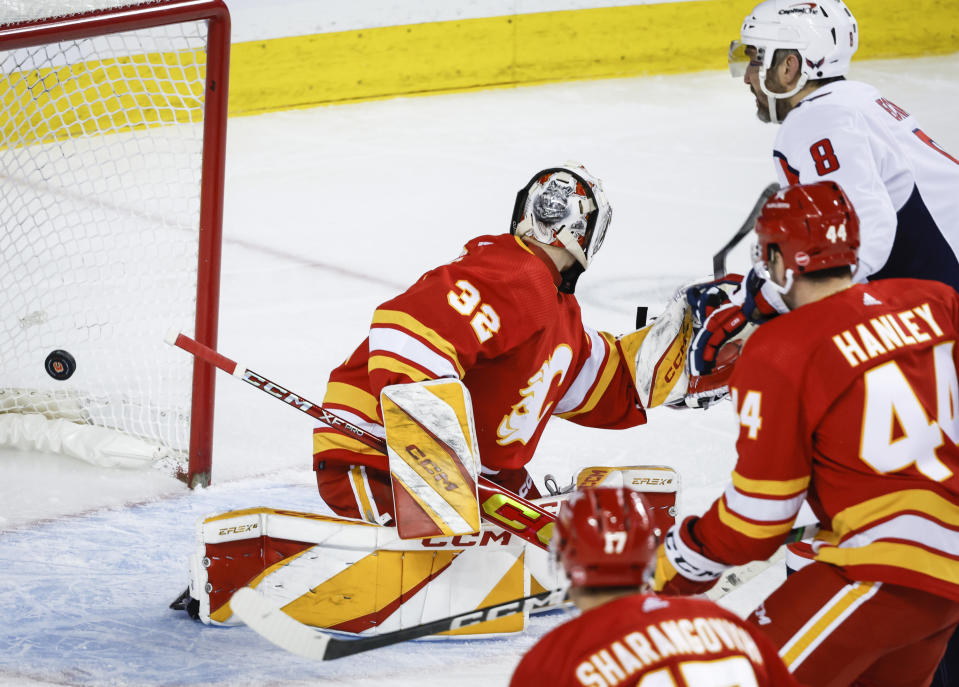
<box><xmin>231</xmin><ymin>586</ymin><xmax>568</xmax><ymax>660</ymax></box>
<box><xmin>635</xmin><ymin>306</ymin><xmax>648</xmax><ymax>329</ymax></box>
<box><xmin>712</xmin><ymin>182</ymin><xmax>779</xmax><ymax>279</ymax></box>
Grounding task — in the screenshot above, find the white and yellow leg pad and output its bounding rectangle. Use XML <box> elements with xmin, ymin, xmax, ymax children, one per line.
<box><xmin>576</xmin><ymin>465</ymin><xmax>680</xmax><ymax>538</ymax></box>
<box><xmin>187</xmin><ymin>507</ymin><xmax>560</xmax><ymax>637</ymax></box>
<box><xmin>381</xmin><ymin>379</ymin><xmax>481</xmax><ymax>540</ymax></box>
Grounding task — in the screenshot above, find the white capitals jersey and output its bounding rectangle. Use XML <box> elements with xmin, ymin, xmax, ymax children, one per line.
<box><xmin>773</xmin><ymin>79</ymin><xmax>959</xmax><ymax>291</ymax></box>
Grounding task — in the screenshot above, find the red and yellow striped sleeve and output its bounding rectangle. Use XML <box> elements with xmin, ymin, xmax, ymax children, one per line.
<box><xmin>555</xmin><ymin>327</ymin><xmax>646</xmax><ymax>429</ymax></box>
<box><xmin>694</xmin><ymin>337</ymin><xmax>812</xmax><ymax>564</ymax></box>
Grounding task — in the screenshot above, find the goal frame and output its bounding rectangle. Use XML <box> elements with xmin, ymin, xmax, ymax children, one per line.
<box><xmin>0</xmin><ymin>0</ymin><xmax>231</xmax><ymax>488</ymax></box>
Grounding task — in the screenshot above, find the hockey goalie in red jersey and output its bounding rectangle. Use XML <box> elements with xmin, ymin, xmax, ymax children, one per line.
<box><xmin>312</xmin><ymin>163</ymin><xmax>693</xmax><ymax>525</ymax></box>
<box><xmin>655</xmin><ymin>181</ymin><xmax>959</xmax><ymax>687</ymax></box>
<box><xmin>510</xmin><ymin>486</ymin><xmax>800</xmax><ymax>687</ymax></box>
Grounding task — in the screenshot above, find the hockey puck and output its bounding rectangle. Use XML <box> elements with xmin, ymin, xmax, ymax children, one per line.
<box><xmin>45</xmin><ymin>349</ymin><xmax>77</xmax><ymax>381</ymax></box>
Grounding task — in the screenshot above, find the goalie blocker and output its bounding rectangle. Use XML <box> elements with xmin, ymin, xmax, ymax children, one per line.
<box><xmin>382</xmin><ymin>379</ymin><xmax>482</xmax><ymax>541</ymax></box>
<box><xmin>173</xmin><ymin>466</ymin><xmax>679</xmax><ymax>639</ymax></box>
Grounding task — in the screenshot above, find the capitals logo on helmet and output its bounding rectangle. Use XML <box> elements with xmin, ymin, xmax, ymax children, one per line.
<box><xmin>511</xmin><ymin>163</ymin><xmax>612</xmax><ymax>271</ymax></box>
<box><xmin>754</xmin><ymin>180</ymin><xmax>860</xmax><ymax>277</ymax></box>
<box><xmin>552</xmin><ymin>487</ymin><xmax>657</xmax><ymax>588</ymax></box>
<box><xmin>729</xmin><ymin>0</ymin><xmax>858</xmax><ymax>122</ymax></box>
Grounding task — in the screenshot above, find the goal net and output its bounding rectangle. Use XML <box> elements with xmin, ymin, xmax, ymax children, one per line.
<box><xmin>0</xmin><ymin>0</ymin><xmax>230</xmax><ymax>487</ymax></box>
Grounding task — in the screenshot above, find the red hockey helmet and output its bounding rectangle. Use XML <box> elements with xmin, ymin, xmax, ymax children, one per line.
<box><xmin>553</xmin><ymin>487</ymin><xmax>657</xmax><ymax>588</ymax></box>
<box><xmin>754</xmin><ymin>181</ymin><xmax>860</xmax><ymax>275</ymax></box>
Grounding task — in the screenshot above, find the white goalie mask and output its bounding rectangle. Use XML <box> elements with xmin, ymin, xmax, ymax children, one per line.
<box><xmin>511</xmin><ymin>163</ymin><xmax>612</xmax><ymax>270</ymax></box>
<box><xmin>729</xmin><ymin>0</ymin><xmax>858</xmax><ymax>122</ymax></box>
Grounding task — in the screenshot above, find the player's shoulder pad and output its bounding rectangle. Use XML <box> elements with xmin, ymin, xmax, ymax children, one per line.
<box><xmin>466</xmin><ymin>234</ymin><xmax>565</xmax><ymax>305</ymax></box>
<box><xmin>779</xmin><ymin>82</ymin><xmax>868</xmax><ymax>141</ymax></box>
<box><xmin>422</xmin><ymin>234</ymin><xmax>528</xmax><ymax>293</ymax></box>
<box><xmin>456</xmin><ymin>234</ymin><xmax>544</xmax><ymax>279</ymax></box>
<box><xmin>731</xmin><ymin>309</ymin><xmax>818</xmax><ymax>380</ymax></box>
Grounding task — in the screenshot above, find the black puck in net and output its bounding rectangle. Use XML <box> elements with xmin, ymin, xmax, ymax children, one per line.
<box><xmin>45</xmin><ymin>349</ymin><xmax>77</xmax><ymax>381</ymax></box>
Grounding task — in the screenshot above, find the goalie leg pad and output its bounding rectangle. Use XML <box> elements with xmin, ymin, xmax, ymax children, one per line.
<box><xmin>315</xmin><ymin>463</ymin><xmax>394</xmax><ymax>525</ymax></box>
<box><xmin>186</xmin><ymin>507</ymin><xmax>557</xmax><ymax>637</ymax></box>
<box><xmin>381</xmin><ymin>379</ymin><xmax>481</xmax><ymax>540</ymax></box>
<box><xmin>576</xmin><ymin>465</ymin><xmax>680</xmax><ymax>537</ymax></box>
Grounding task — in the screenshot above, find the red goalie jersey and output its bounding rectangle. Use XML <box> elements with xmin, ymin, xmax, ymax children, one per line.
<box><xmin>313</xmin><ymin>234</ymin><xmax>646</xmax><ymax>519</ymax></box>
<box><xmin>510</xmin><ymin>593</ymin><xmax>800</xmax><ymax>687</ymax></box>
<box><xmin>695</xmin><ymin>279</ymin><xmax>959</xmax><ymax>601</ymax></box>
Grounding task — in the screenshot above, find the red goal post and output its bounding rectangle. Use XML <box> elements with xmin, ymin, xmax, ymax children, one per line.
<box><xmin>0</xmin><ymin>0</ymin><xmax>230</xmax><ymax>488</ymax></box>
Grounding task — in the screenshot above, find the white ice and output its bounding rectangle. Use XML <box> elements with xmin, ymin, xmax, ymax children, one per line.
<box><xmin>1</xmin><ymin>54</ymin><xmax>958</xmax><ymax>686</ymax></box>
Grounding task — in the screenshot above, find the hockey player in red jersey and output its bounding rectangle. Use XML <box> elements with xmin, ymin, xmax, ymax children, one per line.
<box><xmin>510</xmin><ymin>486</ymin><xmax>800</xmax><ymax>687</ymax></box>
<box><xmin>313</xmin><ymin>164</ymin><xmax>663</xmax><ymax>524</ymax></box>
<box><xmin>655</xmin><ymin>181</ymin><xmax>959</xmax><ymax>687</ymax></box>
<box><xmin>692</xmin><ymin>7</ymin><xmax>959</xmax><ymax>680</ymax></box>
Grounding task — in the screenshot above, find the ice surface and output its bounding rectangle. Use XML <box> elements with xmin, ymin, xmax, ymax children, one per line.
<box><xmin>1</xmin><ymin>54</ymin><xmax>957</xmax><ymax>686</ymax></box>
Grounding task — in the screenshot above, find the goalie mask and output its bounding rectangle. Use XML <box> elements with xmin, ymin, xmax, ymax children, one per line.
<box><xmin>511</xmin><ymin>163</ymin><xmax>612</xmax><ymax>284</ymax></box>
<box><xmin>553</xmin><ymin>487</ymin><xmax>657</xmax><ymax>589</ymax></box>
<box><xmin>753</xmin><ymin>180</ymin><xmax>860</xmax><ymax>293</ymax></box>
<box><xmin>729</xmin><ymin>0</ymin><xmax>858</xmax><ymax>123</ymax></box>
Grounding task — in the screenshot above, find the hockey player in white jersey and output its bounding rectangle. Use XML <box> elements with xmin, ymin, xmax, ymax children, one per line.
<box><xmin>733</xmin><ymin>0</ymin><xmax>959</xmax><ymax>286</ymax></box>
<box><xmin>689</xmin><ymin>0</ymin><xmax>959</xmax><ymax>389</ymax></box>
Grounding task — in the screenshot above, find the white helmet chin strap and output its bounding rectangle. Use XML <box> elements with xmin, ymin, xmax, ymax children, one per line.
<box><xmin>758</xmin><ymin>67</ymin><xmax>808</xmax><ymax>124</ymax></box>
<box><xmin>556</xmin><ymin>227</ymin><xmax>589</xmax><ymax>268</ymax></box>
<box><xmin>754</xmin><ymin>261</ymin><xmax>795</xmax><ymax>304</ymax></box>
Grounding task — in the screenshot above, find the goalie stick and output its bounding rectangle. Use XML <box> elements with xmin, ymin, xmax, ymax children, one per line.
<box><xmin>167</xmin><ymin>331</ymin><xmax>818</xmax><ymax>555</ymax></box>
<box><xmin>166</xmin><ymin>331</ymin><xmax>556</xmax><ymax>551</ymax></box>
<box><xmin>232</xmin><ymin>526</ymin><xmax>818</xmax><ymax>660</ymax></box>
<box><xmin>712</xmin><ymin>182</ymin><xmax>779</xmax><ymax>279</ymax></box>
<box><xmin>230</xmin><ymin>585</ymin><xmax>567</xmax><ymax>660</ymax></box>
<box><xmin>704</xmin><ymin>521</ymin><xmax>818</xmax><ymax>601</ymax></box>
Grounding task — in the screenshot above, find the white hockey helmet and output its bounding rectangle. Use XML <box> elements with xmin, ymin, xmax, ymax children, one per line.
<box><xmin>510</xmin><ymin>163</ymin><xmax>612</xmax><ymax>270</ymax></box>
<box><xmin>730</xmin><ymin>1</ymin><xmax>858</xmax><ymax>116</ymax></box>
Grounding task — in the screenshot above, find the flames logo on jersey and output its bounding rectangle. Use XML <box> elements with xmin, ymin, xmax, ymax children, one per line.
<box><xmin>497</xmin><ymin>344</ymin><xmax>573</xmax><ymax>445</ymax></box>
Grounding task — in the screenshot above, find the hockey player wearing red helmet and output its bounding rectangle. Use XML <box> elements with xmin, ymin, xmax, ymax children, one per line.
<box><xmin>510</xmin><ymin>486</ymin><xmax>799</xmax><ymax>687</ymax></box>
<box><xmin>655</xmin><ymin>182</ymin><xmax>959</xmax><ymax>687</ymax></box>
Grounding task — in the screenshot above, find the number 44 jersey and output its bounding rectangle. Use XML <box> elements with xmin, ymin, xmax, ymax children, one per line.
<box><xmin>314</xmin><ymin>233</ymin><xmax>647</xmax><ymax>475</ymax></box>
<box><xmin>699</xmin><ymin>279</ymin><xmax>959</xmax><ymax>602</ymax></box>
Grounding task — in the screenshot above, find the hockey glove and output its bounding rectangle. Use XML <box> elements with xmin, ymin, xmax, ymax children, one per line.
<box><xmin>678</xmin><ymin>275</ymin><xmax>743</xmax><ymax>409</ymax></box>
<box><xmin>653</xmin><ymin>516</ymin><xmax>727</xmax><ymax>596</ymax></box>
<box><xmin>685</xmin><ymin>275</ymin><xmax>744</xmax><ymax>331</ymax></box>
<box><xmin>685</xmin><ymin>269</ymin><xmax>787</xmax><ymax>407</ymax></box>
<box><xmin>739</xmin><ymin>267</ymin><xmax>789</xmax><ymax>324</ymax></box>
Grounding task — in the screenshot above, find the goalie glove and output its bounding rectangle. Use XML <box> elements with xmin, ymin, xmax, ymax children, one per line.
<box><xmin>653</xmin><ymin>516</ymin><xmax>727</xmax><ymax>596</ymax></box>
<box><xmin>620</xmin><ymin>287</ymin><xmax>693</xmax><ymax>409</ymax></box>
<box><xmin>381</xmin><ymin>379</ymin><xmax>482</xmax><ymax>539</ymax></box>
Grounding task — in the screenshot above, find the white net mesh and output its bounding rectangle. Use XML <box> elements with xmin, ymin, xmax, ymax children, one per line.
<box><xmin>0</xmin><ymin>2</ymin><xmax>162</xmax><ymax>27</ymax></box>
<box><xmin>0</xmin><ymin>12</ymin><xmax>211</xmax><ymax>464</ymax></box>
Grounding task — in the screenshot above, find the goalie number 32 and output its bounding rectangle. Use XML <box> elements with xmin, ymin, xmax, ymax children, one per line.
<box><xmin>447</xmin><ymin>280</ymin><xmax>501</xmax><ymax>343</ymax></box>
